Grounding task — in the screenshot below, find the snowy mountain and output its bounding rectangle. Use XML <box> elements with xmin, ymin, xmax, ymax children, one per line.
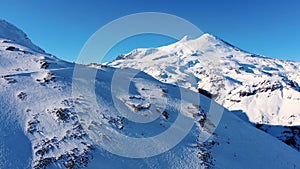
<box><xmin>1</xmin><ymin>20</ymin><xmax>300</xmax><ymax>169</ymax></box>
<box><xmin>109</xmin><ymin>33</ymin><xmax>300</xmax><ymax>151</ymax></box>
<box><xmin>0</xmin><ymin>19</ymin><xmax>44</xmax><ymax>53</ymax></box>
<box><xmin>110</xmin><ymin>33</ymin><xmax>300</xmax><ymax>126</ymax></box>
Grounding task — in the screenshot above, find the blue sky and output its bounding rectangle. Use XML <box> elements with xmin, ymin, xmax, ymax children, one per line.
<box><xmin>0</xmin><ymin>0</ymin><xmax>299</xmax><ymax>62</ymax></box>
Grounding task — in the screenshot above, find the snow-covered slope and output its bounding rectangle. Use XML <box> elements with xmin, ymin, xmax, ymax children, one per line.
<box><xmin>1</xmin><ymin>20</ymin><xmax>300</xmax><ymax>169</ymax></box>
<box><xmin>110</xmin><ymin>33</ymin><xmax>300</xmax><ymax>126</ymax></box>
<box><xmin>109</xmin><ymin>34</ymin><xmax>300</xmax><ymax>151</ymax></box>
<box><xmin>0</xmin><ymin>19</ymin><xmax>44</xmax><ymax>54</ymax></box>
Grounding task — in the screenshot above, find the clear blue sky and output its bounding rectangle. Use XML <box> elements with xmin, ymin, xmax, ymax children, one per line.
<box><xmin>0</xmin><ymin>0</ymin><xmax>299</xmax><ymax>62</ymax></box>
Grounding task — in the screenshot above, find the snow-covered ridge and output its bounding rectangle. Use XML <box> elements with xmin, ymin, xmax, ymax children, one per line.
<box><xmin>0</xmin><ymin>19</ymin><xmax>44</xmax><ymax>53</ymax></box>
<box><xmin>110</xmin><ymin>33</ymin><xmax>300</xmax><ymax>126</ymax></box>
<box><xmin>109</xmin><ymin>33</ymin><xmax>300</xmax><ymax>152</ymax></box>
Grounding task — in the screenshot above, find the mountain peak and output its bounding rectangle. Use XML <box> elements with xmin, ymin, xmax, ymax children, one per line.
<box><xmin>0</xmin><ymin>19</ymin><xmax>44</xmax><ymax>53</ymax></box>
<box><xmin>178</xmin><ymin>35</ymin><xmax>191</xmax><ymax>42</ymax></box>
<box><xmin>195</xmin><ymin>33</ymin><xmax>224</xmax><ymax>44</ymax></box>
<box><xmin>200</xmin><ymin>33</ymin><xmax>216</xmax><ymax>39</ymax></box>
<box><xmin>178</xmin><ymin>33</ymin><xmax>217</xmax><ymax>43</ymax></box>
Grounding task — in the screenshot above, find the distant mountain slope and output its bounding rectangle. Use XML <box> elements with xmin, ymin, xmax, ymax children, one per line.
<box><xmin>1</xmin><ymin>19</ymin><xmax>300</xmax><ymax>169</ymax></box>
<box><xmin>109</xmin><ymin>33</ymin><xmax>300</xmax><ymax>151</ymax></box>
<box><xmin>110</xmin><ymin>33</ymin><xmax>300</xmax><ymax>126</ymax></box>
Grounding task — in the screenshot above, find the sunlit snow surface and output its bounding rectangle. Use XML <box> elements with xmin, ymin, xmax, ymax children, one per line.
<box><xmin>0</xmin><ymin>20</ymin><xmax>300</xmax><ymax>168</ymax></box>
<box><xmin>110</xmin><ymin>33</ymin><xmax>300</xmax><ymax>126</ymax></box>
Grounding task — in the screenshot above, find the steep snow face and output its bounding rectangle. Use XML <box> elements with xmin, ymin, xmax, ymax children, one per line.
<box><xmin>0</xmin><ymin>19</ymin><xmax>44</xmax><ymax>53</ymax></box>
<box><xmin>109</xmin><ymin>33</ymin><xmax>300</xmax><ymax>126</ymax></box>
